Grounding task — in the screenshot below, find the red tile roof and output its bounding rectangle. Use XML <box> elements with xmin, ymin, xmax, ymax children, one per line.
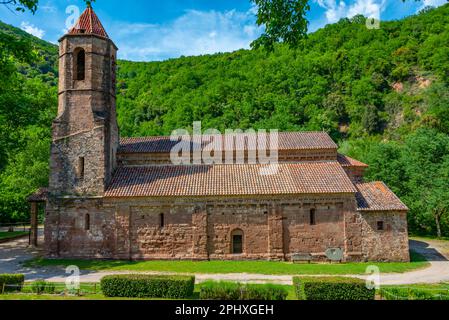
<box><xmin>337</xmin><ymin>154</ymin><xmax>369</xmax><ymax>168</ymax></box>
<box><xmin>119</xmin><ymin>132</ymin><xmax>338</xmax><ymax>154</ymax></box>
<box><xmin>356</xmin><ymin>182</ymin><xmax>408</xmax><ymax>211</ymax></box>
<box><xmin>68</xmin><ymin>6</ymin><xmax>109</xmax><ymax>38</ymax></box>
<box><xmin>27</xmin><ymin>188</ymin><xmax>48</xmax><ymax>202</ymax></box>
<box><xmin>105</xmin><ymin>162</ymin><xmax>356</xmax><ymax>198</ymax></box>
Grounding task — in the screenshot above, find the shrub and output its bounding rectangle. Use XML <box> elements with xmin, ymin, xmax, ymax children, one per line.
<box><xmin>199</xmin><ymin>281</ymin><xmax>288</xmax><ymax>300</ymax></box>
<box><xmin>0</xmin><ymin>274</ymin><xmax>25</xmax><ymax>293</ymax></box>
<box><xmin>381</xmin><ymin>287</ymin><xmax>449</xmax><ymax>300</ymax></box>
<box><xmin>100</xmin><ymin>274</ymin><xmax>195</xmax><ymax>299</ymax></box>
<box><xmin>293</xmin><ymin>277</ymin><xmax>375</xmax><ymax>300</ymax></box>
<box><xmin>199</xmin><ymin>281</ymin><xmax>241</xmax><ymax>300</ymax></box>
<box><xmin>244</xmin><ymin>284</ymin><xmax>289</xmax><ymax>301</ymax></box>
<box><xmin>31</xmin><ymin>280</ymin><xmax>56</xmax><ymax>294</ymax></box>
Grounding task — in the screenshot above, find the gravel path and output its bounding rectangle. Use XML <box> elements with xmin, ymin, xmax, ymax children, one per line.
<box><xmin>1</xmin><ymin>235</ymin><xmax>448</xmax><ymax>286</ymax></box>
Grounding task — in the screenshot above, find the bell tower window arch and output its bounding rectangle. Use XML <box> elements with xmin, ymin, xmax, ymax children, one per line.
<box><xmin>74</xmin><ymin>48</ymin><xmax>86</xmax><ymax>81</ymax></box>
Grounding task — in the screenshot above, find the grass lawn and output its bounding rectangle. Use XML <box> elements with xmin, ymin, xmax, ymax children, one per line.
<box><xmin>0</xmin><ymin>293</ymin><xmax>154</xmax><ymax>300</ymax></box>
<box><xmin>25</xmin><ymin>251</ymin><xmax>429</xmax><ymax>275</ymax></box>
<box><xmin>0</xmin><ymin>231</ymin><xmax>28</xmax><ymax>241</ymax></box>
<box><xmin>383</xmin><ymin>283</ymin><xmax>449</xmax><ymax>290</ymax></box>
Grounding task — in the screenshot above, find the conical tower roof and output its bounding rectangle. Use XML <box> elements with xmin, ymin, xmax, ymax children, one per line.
<box><xmin>68</xmin><ymin>5</ymin><xmax>109</xmax><ymax>38</ymax></box>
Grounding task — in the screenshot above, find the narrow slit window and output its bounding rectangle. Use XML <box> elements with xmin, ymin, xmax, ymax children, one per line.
<box><xmin>75</xmin><ymin>49</ymin><xmax>85</xmax><ymax>81</ymax></box>
<box><xmin>159</xmin><ymin>213</ymin><xmax>165</xmax><ymax>228</ymax></box>
<box><xmin>231</xmin><ymin>229</ymin><xmax>243</xmax><ymax>254</ymax></box>
<box><xmin>77</xmin><ymin>157</ymin><xmax>85</xmax><ymax>180</ymax></box>
<box><xmin>310</xmin><ymin>209</ymin><xmax>316</xmax><ymax>226</ymax></box>
<box><xmin>377</xmin><ymin>221</ymin><xmax>384</xmax><ymax>231</ymax></box>
<box><xmin>85</xmin><ymin>214</ymin><xmax>90</xmax><ymax>231</ymax></box>
<box><xmin>111</xmin><ymin>56</ymin><xmax>116</xmax><ymax>92</ymax></box>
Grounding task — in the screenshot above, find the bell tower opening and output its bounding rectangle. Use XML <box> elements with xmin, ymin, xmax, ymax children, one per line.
<box><xmin>74</xmin><ymin>48</ymin><xmax>85</xmax><ymax>81</ymax></box>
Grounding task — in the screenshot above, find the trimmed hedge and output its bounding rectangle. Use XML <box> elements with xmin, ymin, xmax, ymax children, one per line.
<box><xmin>294</xmin><ymin>277</ymin><xmax>375</xmax><ymax>300</ymax></box>
<box><xmin>199</xmin><ymin>281</ymin><xmax>288</xmax><ymax>300</ymax></box>
<box><xmin>100</xmin><ymin>274</ymin><xmax>195</xmax><ymax>299</ymax></box>
<box><xmin>31</xmin><ymin>280</ymin><xmax>56</xmax><ymax>294</ymax></box>
<box><xmin>0</xmin><ymin>274</ymin><xmax>25</xmax><ymax>293</ymax></box>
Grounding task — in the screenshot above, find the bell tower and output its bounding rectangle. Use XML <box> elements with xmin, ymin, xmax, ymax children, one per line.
<box><xmin>49</xmin><ymin>4</ymin><xmax>119</xmax><ymax>196</ymax></box>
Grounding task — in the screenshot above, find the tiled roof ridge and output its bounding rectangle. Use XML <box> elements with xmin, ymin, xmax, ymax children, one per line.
<box><xmin>119</xmin><ymin>131</ymin><xmax>338</xmax><ymax>153</ymax></box>
<box><xmin>117</xmin><ymin>159</ymin><xmax>344</xmax><ymax>168</ymax></box>
<box><xmin>27</xmin><ymin>187</ymin><xmax>49</xmax><ymax>202</ymax></box>
<box><xmin>68</xmin><ymin>6</ymin><xmax>109</xmax><ymax>38</ymax></box>
<box><xmin>123</xmin><ymin>131</ymin><xmax>333</xmax><ymax>139</ymax></box>
<box><xmin>355</xmin><ymin>181</ymin><xmax>408</xmax><ymax>211</ymax></box>
<box><xmin>337</xmin><ymin>153</ymin><xmax>369</xmax><ymax>168</ymax></box>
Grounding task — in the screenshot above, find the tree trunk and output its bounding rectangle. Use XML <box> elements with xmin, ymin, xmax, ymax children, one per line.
<box><xmin>435</xmin><ymin>211</ymin><xmax>442</xmax><ymax>239</ymax></box>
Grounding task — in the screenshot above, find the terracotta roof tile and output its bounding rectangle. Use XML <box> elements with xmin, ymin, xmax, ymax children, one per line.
<box><xmin>356</xmin><ymin>182</ymin><xmax>408</xmax><ymax>211</ymax></box>
<box><xmin>27</xmin><ymin>188</ymin><xmax>48</xmax><ymax>202</ymax></box>
<box><xmin>68</xmin><ymin>6</ymin><xmax>109</xmax><ymax>38</ymax></box>
<box><xmin>105</xmin><ymin>162</ymin><xmax>356</xmax><ymax>198</ymax></box>
<box><xmin>337</xmin><ymin>154</ymin><xmax>369</xmax><ymax>167</ymax></box>
<box><xmin>119</xmin><ymin>132</ymin><xmax>338</xmax><ymax>154</ymax></box>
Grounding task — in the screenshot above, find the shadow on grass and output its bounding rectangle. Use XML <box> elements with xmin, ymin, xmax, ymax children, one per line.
<box><xmin>410</xmin><ymin>240</ymin><xmax>448</xmax><ymax>262</ymax></box>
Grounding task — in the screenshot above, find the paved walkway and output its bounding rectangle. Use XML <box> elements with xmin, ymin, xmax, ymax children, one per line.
<box><xmin>1</xmin><ymin>235</ymin><xmax>448</xmax><ymax>285</ymax></box>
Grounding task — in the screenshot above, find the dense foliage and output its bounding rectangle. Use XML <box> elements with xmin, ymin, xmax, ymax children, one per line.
<box><xmin>0</xmin><ymin>21</ymin><xmax>57</xmax><ymax>223</ymax></box>
<box><xmin>199</xmin><ymin>281</ymin><xmax>288</xmax><ymax>300</ymax></box>
<box><xmin>0</xmin><ymin>274</ymin><xmax>25</xmax><ymax>293</ymax></box>
<box><xmin>100</xmin><ymin>274</ymin><xmax>195</xmax><ymax>298</ymax></box>
<box><xmin>0</xmin><ymin>5</ymin><xmax>448</xmax><ymax>236</ymax></box>
<box><xmin>293</xmin><ymin>276</ymin><xmax>375</xmax><ymax>300</ymax></box>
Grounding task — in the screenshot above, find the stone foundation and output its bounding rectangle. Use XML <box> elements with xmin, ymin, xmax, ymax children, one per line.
<box><xmin>45</xmin><ymin>195</ymin><xmax>410</xmax><ymax>262</ymax></box>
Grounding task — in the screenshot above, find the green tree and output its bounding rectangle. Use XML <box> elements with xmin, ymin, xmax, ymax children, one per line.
<box><xmin>251</xmin><ymin>0</ymin><xmax>310</xmax><ymax>50</ymax></box>
<box><xmin>362</xmin><ymin>105</ymin><xmax>380</xmax><ymax>134</ymax></box>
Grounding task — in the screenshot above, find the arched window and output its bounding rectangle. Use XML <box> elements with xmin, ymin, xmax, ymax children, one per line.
<box><xmin>310</xmin><ymin>209</ymin><xmax>316</xmax><ymax>226</ymax></box>
<box><xmin>85</xmin><ymin>214</ymin><xmax>90</xmax><ymax>231</ymax></box>
<box><xmin>159</xmin><ymin>213</ymin><xmax>165</xmax><ymax>228</ymax></box>
<box><xmin>231</xmin><ymin>229</ymin><xmax>243</xmax><ymax>254</ymax></box>
<box><xmin>74</xmin><ymin>48</ymin><xmax>85</xmax><ymax>81</ymax></box>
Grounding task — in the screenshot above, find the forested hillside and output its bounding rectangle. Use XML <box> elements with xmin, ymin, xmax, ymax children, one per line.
<box><xmin>0</xmin><ymin>5</ymin><xmax>449</xmax><ymax>236</ymax></box>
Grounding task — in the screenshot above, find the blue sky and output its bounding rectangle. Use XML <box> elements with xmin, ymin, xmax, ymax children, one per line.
<box><xmin>0</xmin><ymin>0</ymin><xmax>446</xmax><ymax>61</ymax></box>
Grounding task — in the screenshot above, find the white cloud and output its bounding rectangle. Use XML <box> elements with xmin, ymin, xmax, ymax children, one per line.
<box><xmin>316</xmin><ymin>0</ymin><xmax>387</xmax><ymax>23</ymax></box>
<box><xmin>20</xmin><ymin>22</ymin><xmax>45</xmax><ymax>39</ymax></box>
<box><xmin>316</xmin><ymin>0</ymin><xmax>347</xmax><ymax>23</ymax></box>
<box><xmin>112</xmin><ymin>8</ymin><xmax>261</xmax><ymax>61</ymax></box>
<box><xmin>348</xmin><ymin>0</ymin><xmax>386</xmax><ymax>19</ymax></box>
<box><xmin>420</xmin><ymin>0</ymin><xmax>447</xmax><ymax>10</ymax></box>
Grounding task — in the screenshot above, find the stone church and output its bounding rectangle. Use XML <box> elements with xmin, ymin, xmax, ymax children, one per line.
<box><xmin>43</xmin><ymin>6</ymin><xmax>410</xmax><ymax>262</ymax></box>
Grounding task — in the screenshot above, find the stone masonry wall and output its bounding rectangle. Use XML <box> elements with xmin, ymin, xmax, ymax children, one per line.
<box><xmin>360</xmin><ymin>211</ymin><xmax>410</xmax><ymax>262</ymax></box>
<box><xmin>44</xmin><ymin>195</ymin><xmax>410</xmax><ymax>262</ymax></box>
<box><xmin>50</xmin><ymin>128</ymin><xmax>107</xmax><ymax>196</ymax></box>
<box><xmin>45</xmin><ymin>198</ymin><xmax>116</xmax><ymax>258</ymax></box>
<box><xmin>51</xmin><ymin>34</ymin><xmax>118</xmax><ymax>197</ymax></box>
